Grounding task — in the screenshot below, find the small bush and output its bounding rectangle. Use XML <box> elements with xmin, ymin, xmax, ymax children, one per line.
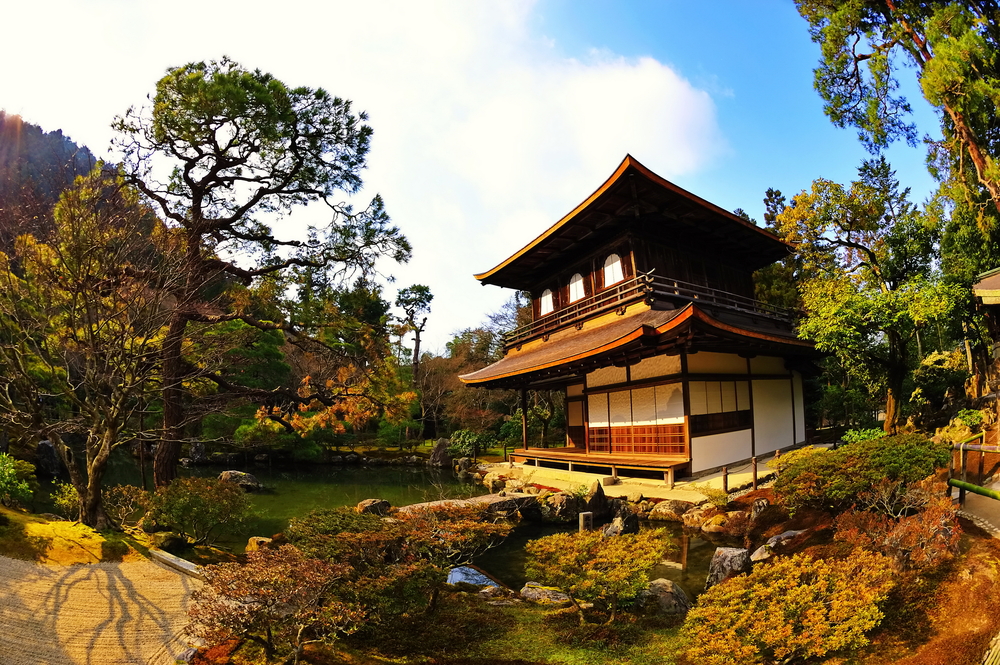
<box><xmin>834</xmin><ymin>480</ymin><xmax>961</xmax><ymax>571</ymax></box>
<box><xmin>52</xmin><ymin>481</ymin><xmax>79</xmax><ymax>520</ymax></box>
<box><xmin>681</xmin><ymin>552</ymin><xmax>895</xmax><ymax>665</ymax></box>
<box><xmin>955</xmin><ymin>408</ymin><xmax>985</xmax><ymax>432</ymax></box>
<box><xmin>0</xmin><ymin>454</ymin><xmax>33</xmax><ymax>508</ymax></box>
<box><xmin>447</xmin><ymin>430</ymin><xmax>496</xmax><ymax>458</ymax></box>
<box><xmin>149</xmin><ymin>477</ymin><xmax>252</xmax><ymax>545</ymax></box>
<box><xmin>689</xmin><ymin>482</ymin><xmax>729</xmax><ymax>507</ymax></box>
<box><xmin>102</xmin><ymin>484</ymin><xmax>149</xmax><ymax>527</ymax></box>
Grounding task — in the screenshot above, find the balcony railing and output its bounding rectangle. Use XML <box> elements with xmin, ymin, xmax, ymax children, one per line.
<box><xmin>502</xmin><ymin>271</ymin><xmax>795</xmax><ymax>348</ymax></box>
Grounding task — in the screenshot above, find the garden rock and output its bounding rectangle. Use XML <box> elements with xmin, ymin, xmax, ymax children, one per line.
<box><xmin>705</xmin><ymin>547</ymin><xmax>750</xmax><ymax>590</ymax></box>
<box><xmin>751</xmin><ymin>497</ymin><xmax>770</xmax><ymax>520</ymax></box>
<box><xmin>539</xmin><ymin>492</ymin><xmax>580</xmax><ymax>522</ymax></box>
<box><xmin>356</xmin><ymin>498</ymin><xmax>391</xmax><ymax>516</ymax></box>
<box><xmin>428</xmin><ymin>438</ymin><xmax>452</xmax><ymax>468</ymax></box>
<box><xmin>766</xmin><ymin>529</ymin><xmax>806</xmax><ymax>550</ymax></box>
<box><xmin>344</xmin><ymin>453</ymin><xmax>360</xmax><ymax>464</ymax></box>
<box><xmin>35</xmin><ymin>439</ymin><xmax>62</xmax><ymax>477</ymax></box>
<box><xmin>648</xmin><ymin>499</ymin><xmax>695</xmax><ymax>522</ymax></box>
<box><xmin>454</xmin><ymin>457</ymin><xmax>474</xmax><ymax>472</ymax></box>
<box><xmin>456</xmin><ymin>470</ymin><xmax>474</xmax><ymax>483</ymax></box>
<box><xmin>218</xmin><ymin>470</ymin><xmax>262</xmax><ymax>492</ymax></box>
<box><xmin>682</xmin><ymin>505</ymin><xmax>715</xmax><ymax>529</ymax></box>
<box><xmin>520</xmin><ymin>582</ymin><xmax>572</xmax><ymax>606</ymax></box>
<box><xmin>150</xmin><ymin>532</ymin><xmax>187</xmax><ymax>554</ymax></box>
<box><xmin>188</xmin><ymin>441</ymin><xmax>206</xmax><ymax>463</ymax></box>
<box><xmin>750</xmin><ymin>544</ymin><xmax>773</xmax><ymax>562</ymax></box>
<box><xmin>329</xmin><ymin>455</ymin><xmax>343</xmax><ymax>464</ymax></box>
<box><xmin>584</xmin><ymin>480</ymin><xmax>609</xmax><ymax>518</ymax></box>
<box><xmin>602</xmin><ymin>513</ymin><xmax>640</xmax><ymax>537</ymax></box>
<box><xmin>246</xmin><ymin>536</ymin><xmax>272</xmax><ymax>552</ymax></box>
<box><xmin>447</xmin><ymin>566</ymin><xmax>499</xmax><ymax>587</ymax></box>
<box><xmin>637</xmin><ymin>578</ymin><xmax>692</xmax><ymax>616</ymax></box>
<box><xmin>482</xmin><ymin>471</ymin><xmax>508</xmax><ymax>493</ymax></box>
<box><xmin>701</xmin><ymin>513</ymin><xmax>731</xmax><ymax>534</ymax></box>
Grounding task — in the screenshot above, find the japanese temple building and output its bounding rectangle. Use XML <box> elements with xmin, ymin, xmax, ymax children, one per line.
<box><xmin>459</xmin><ymin>155</ymin><xmax>816</xmax><ymax>484</ymax></box>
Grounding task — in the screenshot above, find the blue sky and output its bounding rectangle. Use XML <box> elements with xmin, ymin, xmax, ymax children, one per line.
<box><xmin>0</xmin><ymin>1</ymin><xmax>941</xmax><ymax>352</ymax></box>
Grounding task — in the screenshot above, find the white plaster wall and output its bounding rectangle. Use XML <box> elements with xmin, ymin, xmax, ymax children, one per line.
<box><xmin>587</xmin><ymin>393</ymin><xmax>609</xmax><ymax>427</ymax></box>
<box><xmin>687</xmin><ymin>351</ymin><xmax>748</xmax><ymax>374</ymax></box>
<box><xmin>631</xmin><ymin>387</ymin><xmax>657</xmax><ymax>425</ymax></box>
<box><xmin>793</xmin><ymin>371</ymin><xmax>806</xmax><ymax>444</ymax></box>
<box><xmin>588</xmin><ymin>365</ymin><xmax>627</xmax><ymax>387</ymax></box>
<box><xmin>567</xmin><ymin>401</ymin><xmax>584</xmax><ymax>427</ymax></box>
<box><xmin>753</xmin><ymin>379</ymin><xmax>794</xmax><ymax>455</ymax></box>
<box><xmin>631</xmin><ymin>354</ymin><xmax>681</xmax><ymax>381</ymax></box>
<box><xmin>692</xmin><ymin>429</ymin><xmax>753</xmax><ymax>472</ymax></box>
<box><xmin>750</xmin><ymin>356</ymin><xmax>788</xmax><ymax>375</ymax></box>
<box><xmin>655</xmin><ymin>384</ymin><xmax>684</xmax><ymax>424</ymax></box>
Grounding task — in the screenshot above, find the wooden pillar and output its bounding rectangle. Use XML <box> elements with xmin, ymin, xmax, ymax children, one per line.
<box><xmin>520</xmin><ymin>387</ymin><xmax>528</xmax><ymax>450</ymax></box>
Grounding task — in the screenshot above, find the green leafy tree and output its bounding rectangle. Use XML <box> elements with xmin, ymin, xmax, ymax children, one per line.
<box><xmin>798</xmin><ymin>1</ymin><xmax>1000</xmax><ymax>211</ymax></box>
<box><xmin>681</xmin><ymin>552</ymin><xmax>895</xmax><ymax>665</ymax></box>
<box><xmin>189</xmin><ymin>544</ymin><xmax>363</xmax><ymax>664</ymax></box>
<box><xmin>395</xmin><ymin>284</ymin><xmax>433</xmax><ymax>382</ymax></box>
<box><xmin>525</xmin><ymin>529</ymin><xmax>671</xmax><ymax>624</ymax></box>
<box><xmin>148</xmin><ymin>477</ymin><xmax>252</xmax><ymax>545</ymax></box>
<box><xmin>0</xmin><ymin>167</ymin><xmax>175</xmax><ymax>529</ymax></box>
<box><xmin>113</xmin><ymin>57</ymin><xmax>411</xmax><ymax>487</ymax></box>
<box><xmin>777</xmin><ymin>158</ymin><xmax>964</xmax><ymax>432</ymax></box>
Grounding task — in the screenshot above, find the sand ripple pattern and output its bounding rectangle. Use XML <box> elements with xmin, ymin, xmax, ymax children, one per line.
<box><xmin>0</xmin><ymin>556</ymin><xmax>200</xmax><ymax>665</ymax></box>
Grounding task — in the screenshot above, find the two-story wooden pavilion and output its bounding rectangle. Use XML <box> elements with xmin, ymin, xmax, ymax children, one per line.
<box><xmin>460</xmin><ymin>156</ymin><xmax>815</xmax><ymax>485</ymax></box>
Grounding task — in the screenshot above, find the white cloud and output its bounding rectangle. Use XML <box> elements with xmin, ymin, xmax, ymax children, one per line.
<box><xmin>0</xmin><ymin>0</ymin><xmax>725</xmax><ymax>351</ymax></box>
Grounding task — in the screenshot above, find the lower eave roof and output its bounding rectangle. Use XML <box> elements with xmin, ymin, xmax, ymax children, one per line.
<box><xmin>459</xmin><ymin>303</ymin><xmax>816</xmax><ymax>390</ymax></box>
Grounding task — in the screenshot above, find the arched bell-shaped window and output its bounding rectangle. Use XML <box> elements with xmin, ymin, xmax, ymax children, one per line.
<box><xmin>539</xmin><ymin>289</ymin><xmax>554</xmax><ymax>316</ymax></box>
<box><xmin>569</xmin><ymin>273</ymin><xmax>585</xmax><ymax>302</ymax></box>
<box><xmin>603</xmin><ymin>253</ymin><xmax>624</xmax><ymax>287</ymax></box>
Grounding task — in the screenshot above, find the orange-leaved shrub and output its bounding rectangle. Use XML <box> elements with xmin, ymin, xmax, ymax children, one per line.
<box><xmin>680</xmin><ymin>551</ymin><xmax>894</xmax><ymax>665</ymax></box>
<box><xmin>834</xmin><ymin>480</ymin><xmax>961</xmax><ymax>571</ymax></box>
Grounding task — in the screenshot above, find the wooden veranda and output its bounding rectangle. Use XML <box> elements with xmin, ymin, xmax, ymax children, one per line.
<box><xmin>510</xmin><ymin>446</ymin><xmax>688</xmax><ymax>487</ymax></box>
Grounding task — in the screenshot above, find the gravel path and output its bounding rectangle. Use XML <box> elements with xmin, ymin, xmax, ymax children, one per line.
<box><xmin>0</xmin><ymin>556</ymin><xmax>201</xmax><ymax>665</ymax></box>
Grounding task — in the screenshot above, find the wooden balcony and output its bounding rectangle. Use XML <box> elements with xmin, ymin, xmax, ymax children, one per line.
<box><xmin>503</xmin><ymin>272</ymin><xmax>795</xmax><ymax>349</ymax></box>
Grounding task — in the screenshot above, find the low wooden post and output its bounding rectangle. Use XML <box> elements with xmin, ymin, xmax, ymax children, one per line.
<box><xmin>722</xmin><ymin>466</ymin><xmax>729</xmax><ymax>494</ymax></box>
<box><xmin>680</xmin><ymin>533</ymin><xmax>690</xmax><ymax>572</ymax></box>
<box><xmin>579</xmin><ymin>511</ymin><xmax>594</xmax><ymax>532</ymax></box>
<box><xmin>979</xmin><ymin>449</ymin><xmax>986</xmax><ymax>486</ymax></box>
<box><xmin>663</xmin><ymin>467</ymin><xmax>675</xmax><ymax>489</ymax></box>
<box><xmin>960</xmin><ymin>444</ymin><xmax>968</xmax><ymax>507</ymax></box>
<box><xmin>751</xmin><ymin>456</ymin><xmax>758</xmax><ymax>490</ymax></box>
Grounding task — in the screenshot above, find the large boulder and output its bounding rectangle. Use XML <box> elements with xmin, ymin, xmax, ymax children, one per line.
<box><xmin>246</xmin><ymin>536</ymin><xmax>273</xmax><ymax>552</ymax></box>
<box><xmin>519</xmin><ymin>582</ymin><xmax>572</xmax><ymax>606</ymax></box>
<box><xmin>482</xmin><ymin>471</ymin><xmax>508</xmax><ymax>493</ymax></box>
<box><xmin>539</xmin><ymin>492</ymin><xmax>581</xmax><ymax>522</ymax></box>
<box><xmin>218</xmin><ymin>470</ymin><xmax>261</xmax><ymax>492</ymax></box>
<box><xmin>705</xmin><ymin>547</ymin><xmax>750</xmax><ymax>590</ymax></box>
<box><xmin>356</xmin><ymin>498</ymin><xmax>391</xmax><ymax>516</ymax></box>
<box><xmin>454</xmin><ymin>457</ymin><xmax>474</xmax><ymax>472</ymax></box>
<box><xmin>428</xmin><ymin>438</ymin><xmax>452</xmax><ymax>468</ymax></box>
<box><xmin>35</xmin><ymin>440</ymin><xmax>62</xmax><ymax>478</ymax></box>
<box><xmin>584</xmin><ymin>480</ymin><xmax>610</xmax><ymax>518</ymax></box>
<box><xmin>636</xmin><ymin>578</ymin><xmax>692</xmax><ymax>616</ymax></box>
<box><xmin>681</xmin><ymin>504</ymin><xmax>717</xmax><ymax>529</ymax></box>
<box><xmin>151</xmin><ymin>531</ymin><xmax>188</xmax><ymax>554</ymax></box>
<box><xmin>648</xmin><ymin>499</ymin><xmax>695</xmax><ymax>522</ymax></box>
<box><xmin>188</xmin><ymin>441</ymin><xmax>206</xmax><ymax>463</ymax></box>
<box><xmin>602</xmin><ymin>513</ymin><xmax>640</xmax><ymax>537</ymax></box>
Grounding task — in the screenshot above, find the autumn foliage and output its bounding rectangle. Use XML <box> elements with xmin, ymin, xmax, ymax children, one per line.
<box><xmin>189</xmin><ymin>545</ymin><xmax>363</xmax><ymax>664</ymax></box>
<box><xmin>524</xmin><ymin>529</ymin><xmax>671</xmax><ymax>624</ymax></box>
<box><xmin>681</xmin><ymin>552</ymin><xmax>895</xmax><ymax>665</ymax></box>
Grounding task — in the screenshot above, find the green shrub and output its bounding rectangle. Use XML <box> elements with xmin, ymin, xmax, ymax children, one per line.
<box><xmin>910</xmin><ymin>350</ymin><xmax>968</xmax><ymax>411</ymax></box>
<box><xmin>0</xmin><ymin>454</ymin><xmax>34</xmax><ymax>508</ymax></box>
<box><xmin>681</xmin><ymin>552</ymin><xmax>895</xmax><ymax>665</ymax></box>
<box><xmin>842</xmin><ymin>428</ymin><xmax>886</xmax><ymax>444</ymax></box>
<box><xmin>51</xmin><ymin>481</ymin><xmax>79</xmax><ymax>520</ymax></box>
<box><xmin>447</xmin><ymin>430</ymin><xmax>496</xmax><ymax>458</ymax></box>
<box><xmin>955</xmin><ymin>408</ymin><xmax>985</xmax><ymax>432</ymax></box>
<box><xmin>148</xmin><ymin>477</ymin><xmax>252</xmax><ymax>545</ymax></box>
<box><xmin>773</xmin><ymin>434</ymin><xmax>950</xmax><ymax>512</ymax></box>
<box><xmin>689</xmin><ymin>482</ymin><xmax>729</xmax><ymax>507</ymax></box>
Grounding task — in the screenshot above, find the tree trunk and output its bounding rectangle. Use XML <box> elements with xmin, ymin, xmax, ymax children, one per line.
<box><xmin>883</xmin><ymin>334</ymin><xmax>906</xmax><ymax>435</ymax></box>
<box><xmin>155</xmin><ymin>311</ymin><xmax>189</xmax><ymax>487</ymax></box>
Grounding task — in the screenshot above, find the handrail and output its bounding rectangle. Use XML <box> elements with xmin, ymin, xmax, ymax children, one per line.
<box><xmin>502</xmin><ymin>270</ymin><xmax>796</xmax><ymax>347</ymax></box>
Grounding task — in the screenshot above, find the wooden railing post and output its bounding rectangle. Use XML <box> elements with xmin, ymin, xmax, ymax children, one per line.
<box><xmin>752</xmin><ymin>456</ymin><xmax>758</xmax><ymax>490</ymax></box>
<box><xmin>722</xmin><ymin>466</ymin><xmax>729</xmax><ymax>494</ymax></box>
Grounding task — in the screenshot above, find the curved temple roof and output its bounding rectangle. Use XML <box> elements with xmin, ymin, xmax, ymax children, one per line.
<box><xmin>459</xmin><ymin>303</ymin><xmax>814</xmax><ymax>390</ymax></box>
<box><xmin>474</xmin><ymin>155</ymin><xmax>792</xmax><ymax>290</ymax></box>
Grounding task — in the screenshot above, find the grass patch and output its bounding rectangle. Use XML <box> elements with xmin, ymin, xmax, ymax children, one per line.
<box><xmin>0</xmin><ymin>505</ymin><xmax>149</xmax><ymax>563</ymax></box>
